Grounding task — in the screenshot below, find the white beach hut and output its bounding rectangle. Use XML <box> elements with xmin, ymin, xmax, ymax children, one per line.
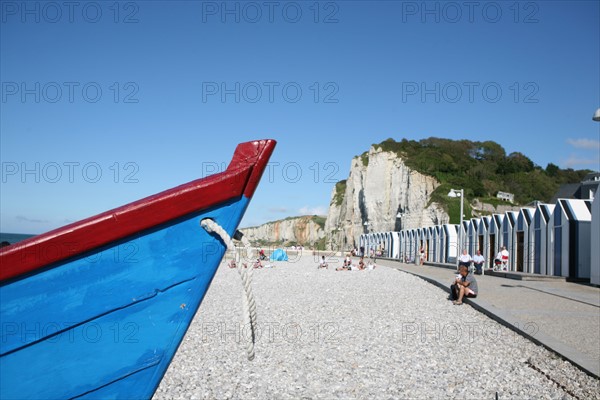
<box><xmin>591</xmin><ymin>195</ymin><xmax>599</xmax><ymax>286</ymax></box>
<box><xmin>441</xmin><ymin>224</ymin><xmax>458</xmax><ymax>263</ymax></box>
<box><xmin>398</xmin><ymin>230</ymin><xmax>407</xmax><ymax>262</ymax></box>
<box><xmin>549</xmin><ymin>199</ymin><xmax>592</xmax><ymax>278</ymax></box>
<box><xmin>467</xmin><ymin>218</ymin><xmax>479</xmax><ymax>256</ymax></box>
<box><xmin>501</xmin><ymin>211</ymin><xmax>518</xmax><ymax>271</ymax></box>
<box><xmin>489</xmin><ymin>214</ymin><xmax>504</xmax><ymax>264</ymax></box>
<box><xmin>432</xmin><ymin>225</ymin><xmax>442</xmax><ymax>263</ymax></box>
<box><xmin>533</xmin><ymin>203</ymin><xmax>555</xmax><ymax>276</ymax></box>
<box><xmin>516</xmin><ymin>208</ymin><xmax>535</xmax><ymax>273</ymax></box>
<box><xmin>477</xmin><ymin>216</ymin><xmax>491</xmax><ymax>269</ymax></box>
<box><xmin>391</xmin><ymin>231</ymin><xmax>400</xmax><ymax>259</ymax></box>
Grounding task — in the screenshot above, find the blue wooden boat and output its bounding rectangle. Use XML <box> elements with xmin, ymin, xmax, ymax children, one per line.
<box><xmin>0</xmin><ymin>139</ymin><xmax>276</xmax><ymax>399</ymax></box>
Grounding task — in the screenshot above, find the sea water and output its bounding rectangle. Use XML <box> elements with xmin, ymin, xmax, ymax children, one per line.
<box><xmin>0</xmin><ymin>233</ymin><xmax>36</xmax><ymax>245</ymax></box>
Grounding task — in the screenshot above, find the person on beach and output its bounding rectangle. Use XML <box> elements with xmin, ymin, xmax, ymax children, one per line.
<box><xmin>450</xmin><ymin>265</ymin><xmax>478</xmax><ymax>305</ymax></box>
<box><xmin>458</xmin><ymin>250</ymin><xmax>472</xmax><ymax>270</ymax></box>
<box><xmin>472</xmin><ymin>250</ymin><xmax>485</xmax><ymax>275</ymax></box>
<box><xmin>259</xmin><ymin>249</ymin><xmax>266</xmax><ymax>260</ymax></box>
<box><xmin>336</xmin><ymin>262</ymin><xmax>351</xmax><ymax>271</ymax></box>
<box><xmin>344</xmin><ymin>254</ymin><xmax>353</xmax><ymax>268</ymax></box>
<box><xmin>227</xmin><ymin>260</ymin><xmax>237</xmax><ymax>269</ymax></box>
<box><xmin>419</xmin><ymin>246</ymin><xmax>425</xmax><ymax>265</ymax></box>
<box><xmin>358</xmin><ymin>257</ymin><xmax>365</xmax><ymax>270</ymax></box>
<box><xmin>319</xmin><ymin>256</ymin><xmax>328</xmax><ymax>269</ymax></box>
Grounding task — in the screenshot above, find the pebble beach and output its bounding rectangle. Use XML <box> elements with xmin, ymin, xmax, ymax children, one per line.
<box><xmin>154</xmin><ymin>254</ymin><xmax>599</xmax><ymax>400</ymax></box>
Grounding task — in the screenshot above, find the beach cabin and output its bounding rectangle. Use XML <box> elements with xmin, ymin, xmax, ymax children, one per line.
<box><xmin>382</xmin><ymin>232</ymin><xmax>391</xmax><ymax>258</ymax></box>
<box><xmin>379</xmin><ymin>232</ymin><xmax>387</xmax><ymax>256</ymax></box>
<box><xmin>489</xmin><ymin>214</ymin><xmax>504</xmax><ymax>265</ymax></box>
<box><xmin>516</xmin><ymin>208</ymin><xmax>535</xmax><ymax>273</ymax></box>
<box><xmin>549</xmin><ymin>199</ymin><xmax>592</xmax><ymax>279</ymax></box>
<box><xmin>398</xmin><ymin>231</ymin><xmax>406</xmax><ymax>262</ymax></box>
<box><xmin>366</xmin><ymin>233</ymin><xmax>375</xmax><ymax>254</ymax></box>
<box><xmin>441</xmin><ymin>224</ymin><xmax>458</xmax><ymax>264</ymax></box>
<box><xmin>467</xmin><ymin>218</ymin><xmax>479</xmax><ymax>256</ymax></box>
<box><xmin>501</xmin><ymin>211</ymin><xmax>518</xmax><ymax>271</ymax></box>
<box><xmin>391</xmin><ymin>232</ymin><xmax>400</xmax><ymax>259</ymax></box>
<box><xmin>407</xmin><ymin>229</ymin><xmax>416</xmax><ymax>263</ymax></box>
<box><xmin>359</xmin><ymin>234</ymin><xmax>369</xmax><ymax>256</ymax></box>
<box><xmin>533</xmin><ymin>203</ymin><xmax>555</xmax><ymax>275</ymax></box>
<box><xmin>432</xmin><ymin>226</ymin><xmax>441</xmax><ymax>263</ymax></box>
<box><xmin>591</xmin><ymin>195</ymin><xmax>600</xmax><ymax>286</ymax></box>
<box><xmin>458</xmin><ymin>220</ymin><xmax>471</xmax><ymax>256</ymax></box>
<box><xmin>425</xmin><ymin>227</ymin><xmax>434</xmax><ymax>262</ymax></box>
<box><xmin>477</xmin><ymin>217</ymin><xmax>491</xmax><ymax>269</ymax></box>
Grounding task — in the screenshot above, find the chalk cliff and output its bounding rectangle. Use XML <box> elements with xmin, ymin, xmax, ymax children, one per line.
<box><xmin>324</xmin><ymin>146</ymin><xmax>449</xmax><ymax>248</ymax></box>
<box><xmin>240</xmin><ymin>216</ymin><xmax>326</xmax><ymax>247</ymax></box>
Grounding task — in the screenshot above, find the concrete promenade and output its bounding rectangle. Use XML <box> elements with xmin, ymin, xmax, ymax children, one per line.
<box><xmin>377</xmin><ymin>258</ymin><xmax>600</xmax><ymax>379</ymax></box>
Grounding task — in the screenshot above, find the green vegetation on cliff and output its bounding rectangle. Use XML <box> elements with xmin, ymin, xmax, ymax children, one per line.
<box><xmin>333</xmin><ymin>180</ymin><xmax>347</xmax><ymax>206</ymax></box>
<box><xmin>356</xmin><ymin>137</ymin><xmax>592</xmax><ymax>223</ymax></box>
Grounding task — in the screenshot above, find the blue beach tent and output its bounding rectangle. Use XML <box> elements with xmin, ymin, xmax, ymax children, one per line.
<box><xmin>270</xmin><ymin>249</ymin><xmax>288</xmax><ymax>261</ymax></box>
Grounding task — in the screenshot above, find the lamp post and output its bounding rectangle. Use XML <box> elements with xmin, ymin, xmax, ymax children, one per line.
<box><xmin>448</xmin><ymin>188</ymin><xmax>464</xmax><ymax>271</ymax></box>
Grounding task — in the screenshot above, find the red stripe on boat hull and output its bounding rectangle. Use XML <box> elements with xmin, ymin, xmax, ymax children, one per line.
<box><xmin>0</xmin><ymin>139</ymin><xmax>276</xmax><ymax>282</ymax></box>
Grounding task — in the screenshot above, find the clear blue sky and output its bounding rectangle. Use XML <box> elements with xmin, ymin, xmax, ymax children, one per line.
<box><xmin>1</xmin><ymin>0</ymin><xmax>599</xmax><ymax>234</ymax></box>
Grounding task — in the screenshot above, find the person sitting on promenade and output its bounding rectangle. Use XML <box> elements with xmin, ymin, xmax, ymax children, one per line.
<box><xmin>472</xmin><ymin>250</ymin><xmax>485</xmax><ymax>275</ymax></box>
<box><xmin>493</xmin><ymin>252</ymin><xmax>502</xmax><ymax>270</ymax></box>
<box><xmin>319</xmin><ymin>256</ymin><xmax>328</xmax><ymax>269</ymax></box>
<box><xmin>450</xmin><ymin>265</ymin><xmax>478</xmax><ymax>305</ymax></box>
<box><xmin>458</xmin><ymin>249</ymin><xmax>472</xmax><ymax>270</ymax></box>
<box><xmin>500</xmin><ymin>246</ymin><xmax>509</xmax><ymax>271</ymax></box>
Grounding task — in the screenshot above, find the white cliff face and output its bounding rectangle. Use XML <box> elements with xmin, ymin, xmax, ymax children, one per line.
<box><xmin>240</xmin><ymin>216</ymin><xmax>325</xmax><ymax>246</ymax></box>
<box><xmin>325</xmin><ymin>146</ymin><xmax>449</xmax><ymax>248</ymax></box>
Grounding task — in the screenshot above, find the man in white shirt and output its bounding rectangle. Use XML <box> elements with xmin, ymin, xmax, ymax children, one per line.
<box><xmin>472</xmin><ymin>250</ymin><xmax>485</xmax><ymax>275</ymax></box>
<box><xmin>458</xmin><ymin>250</ymin><xmax>472</xmax><ymax>270</ymax></box>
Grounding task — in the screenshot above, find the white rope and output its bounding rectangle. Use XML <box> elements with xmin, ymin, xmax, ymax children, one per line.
<box><xmin>200</xmin><ymin>219</ymin><xmax>257</xmax><ymax>361</ymax></box>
